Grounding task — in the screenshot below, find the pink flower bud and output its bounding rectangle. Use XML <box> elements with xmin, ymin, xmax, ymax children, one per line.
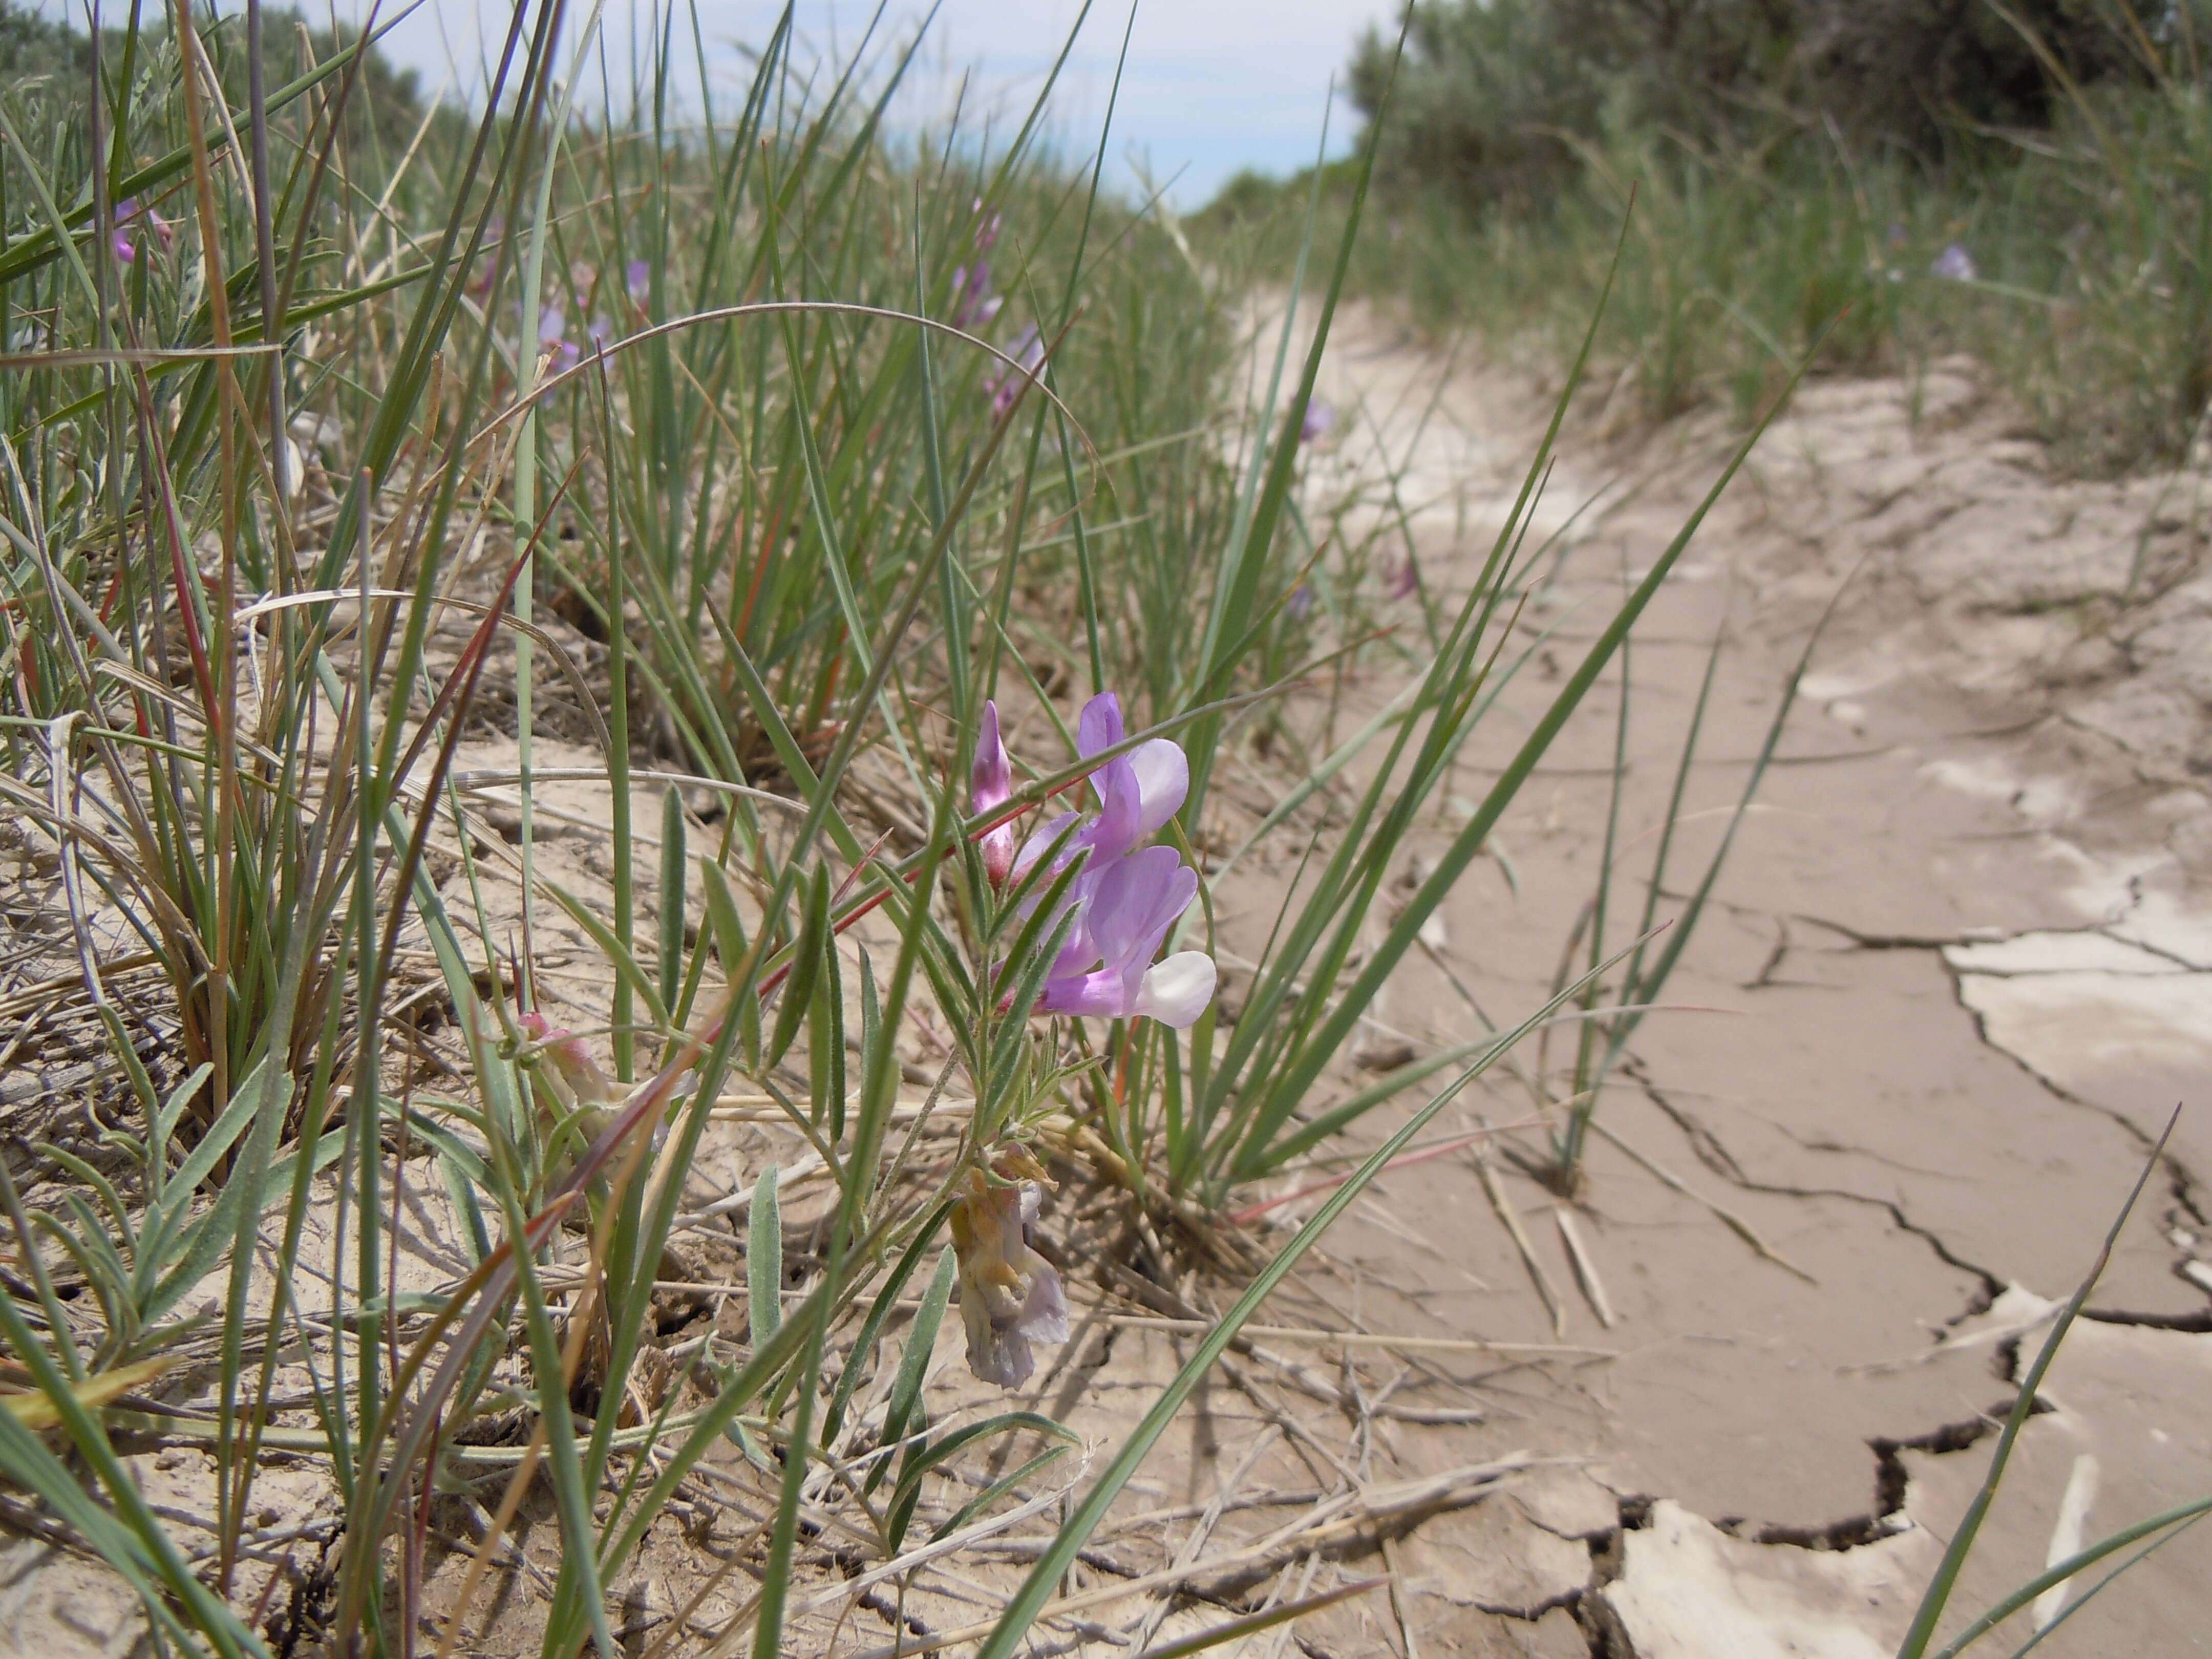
<box><xmin>519</xmin><ymin>1009</ymin><xmax>612</xmax><ymax>1110</ymax></box>
<box><xmin>972</xmin><ymin>701</ymin><xmax>1016</xmax><ymax>886</ymax></box>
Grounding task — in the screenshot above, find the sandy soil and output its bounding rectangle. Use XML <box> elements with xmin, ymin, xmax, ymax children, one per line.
<box><xmin>1129</xmin><ymin>305</ymin><xmax>2212</xmax><ymax>1655</ymax></box>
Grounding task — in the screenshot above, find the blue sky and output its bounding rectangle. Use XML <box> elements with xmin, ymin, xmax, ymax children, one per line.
<box><xmin>353</xmin><ymin>1</ymin><xmax>1393</xmax><ymax>207</ymax></box>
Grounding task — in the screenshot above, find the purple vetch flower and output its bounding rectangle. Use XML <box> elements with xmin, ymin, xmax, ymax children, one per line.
<box><xmin>1005</xmin><ymin>692</ymin><xmax>1212</xmax><ymax>1028</ymax></box>
<box><xmin>1013</xmin><ymin>692</ymin><xmax>1189</xmax><ymax>881</ymax></box>
<box><xmin>625</xmin><ymin>259</ymin><xmax>651</xmax><ymax>304</ymax></box>
<box><xmin>972</xmin><ymin>700</ymin><xmax>1017</xmax><ymax>886</ymax></box>
<box><xmin>111</xmin><ymin>198</ymin><xmax>173</xmax><ymax>264</ymax></box>
<box><xmin>988</xmin><ymin>325</ymin><xmax>1045</xmax><ymax>420</ymax></box>
<box><xmin>1300</xmin><ymin>399</ymin><xmax>1337</xmax><ymax>444</ymax></box>
<box><xmin>950</xmin><ymin>1147</ymin><xmax>1068</xmax><ymax>1387</ymax></box>
<box><xmin>1387</xmin><ymin>553</ymin><xmax>1421</xmax><ymax>601</ymax></box>
<box><xmin>949</xmin><ymin>261</ymin><xmax>1003</xmax><ymax>331</ymax></box>
<box><xmin>1931</xmin><ymin>243</ymin><xmax>1978</xmax><ymax>283</ymax></box>
<box><xmin>1285</xmin><ymin>584</ymin><xmax>1314</xmax><ymax>622</ymax></box>
<box><xmin>1036</xmin><ymin>844</ymin><xmax>1215</xmax><ymax>1027</ymax></box>
<box><xmin>972</xmin><ymin>690</ymin><xmax>1214</xmax><ymax>1029</ymax></box>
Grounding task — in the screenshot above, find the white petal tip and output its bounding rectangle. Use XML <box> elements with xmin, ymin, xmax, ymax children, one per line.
<box><xmin>1134</xmin><ymin>953</ymin><xmax>1216</xmax><ymax>1029</ymax></box>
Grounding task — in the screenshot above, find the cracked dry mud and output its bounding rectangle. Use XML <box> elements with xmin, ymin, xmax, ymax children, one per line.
<box><xmin>1145</xmin><ymin>310</ymin><xmax>2212</xmax><ymax>1656</ymax></box>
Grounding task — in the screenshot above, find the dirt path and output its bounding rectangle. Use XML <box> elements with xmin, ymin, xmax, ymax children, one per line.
<box><xmin>1173</xmin><ymin>306</ymin><xmax>2212</xmax><ymax>1655</ymax></box>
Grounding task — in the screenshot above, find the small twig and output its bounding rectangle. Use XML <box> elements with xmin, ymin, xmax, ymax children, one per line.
<box><xmin>1586</xmin><ymin>1118</ymin><xmax>1817</xmax><ymax>1284</ymax></box>
<box><xmin>1100</xmin><ymin>1315</ymin><xmax>1611</xmax><ymax>1357</ymax></box>
<box><xmin>1379</xmin><ymin>1533</ymin><xmax>1421</xmax><ymax>1659</ymax></box>
<box><xmin>1554</xmin><ymin>1207</ymin><xmax>1615</xmax><ymax>1329</ymax></box>
<box><xmin>1475</xmin><ymin>1147</ymin><xmax>1567</xmax><ymax>1337</ymax></box>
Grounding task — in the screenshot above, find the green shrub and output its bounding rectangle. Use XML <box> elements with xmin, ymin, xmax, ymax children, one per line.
<box><xmin>1300</xmin><ymin>0</ymin><xmax>2212</xmax><ymax>471</ymax></box>
<box><xmin>1349</xmin><ymin>0</ymin><xmax>2191</xmax><ymax>209</ymax></box>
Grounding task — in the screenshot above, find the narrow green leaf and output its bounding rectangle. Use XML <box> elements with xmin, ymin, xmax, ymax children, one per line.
<box><xmin>875</xmin><ymin>1248</ymin><xmax>956</xmax><ymax>1484</ymax></box>
<box><xmin>748</xmin><ymin>1164</ymin><xmax>783</xmax><ymax>1352</ymax></box>
<box><xmin>659</xmin><ymin>784</ymin><xmax>688</xmax><ymax>1010</ymax></box>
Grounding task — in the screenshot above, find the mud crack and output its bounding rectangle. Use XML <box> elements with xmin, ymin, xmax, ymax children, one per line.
<box><xmin>1624</xmin><ymin>1061</ymin><xmax>2005</xmax><ymax>1295</ymax></box>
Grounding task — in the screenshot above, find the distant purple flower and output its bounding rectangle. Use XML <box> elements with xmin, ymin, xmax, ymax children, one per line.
<box><xmin>111</xmin><ymin>198</ymin><xmax>172</xmax><ymax>264</ymax></box>
<box><xmin>988</xmin><ymin>325</ymin><xmax>1045</xmax><ymax>420</ymax></box>
<box><xmin>972</xmin><ymin>198</ymin><xmax>1002</xmax><ymax>253</ymax></box>
<box><xmin>625</xmin><ymin>259</ymin><xmax>651</xmax><ymax>304</ymax></box>
<box><xmin>1387</xmin><ymin>554</ymin><xmax>1421</xmax><ymax>600</ymax></box>
<box><xmin>1300</xmin><ymin>399</ymin><xmax>1337</xmax><ymax>444</ymax></box>
<box><xmin>530</xmin><ymin>304</ymin><xmax>581</xmax><ymax>397</ymax></box>
<box><xmin>972</xmin><ymin>700</ymin><xmax>1017</xmax><ymax>887</ymax></box>
<box><xmin>585</xmin><ymin>314</ymin><xmax>613</xmax><ymax>352</ymax></box>
<box><xmin>950</xmin><ymin>1148</ymin><xmax>1067</xmax><ymax>1388</ymax></box>
<box><xmin>1931</xmin><ymin>243</ymin><xmax>1977</xmax><ymax>283</ymax></box>
<box><xmin>949</xmin><ymin>261</ymin><xmax>1003</xmax><ymax>331</ymax></box>
<box><xmin>1285</xmin><ymin>584</ymin><xmax>1314</xmax><ymax>622</ymax></box>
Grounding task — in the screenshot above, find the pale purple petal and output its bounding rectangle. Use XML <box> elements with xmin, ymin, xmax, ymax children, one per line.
<box><xmin>1074</xmin><ymin>694</ymin><xmax>1143</xmax><ymax>862</ymax></box>
<box><xmin>1018</xmin><ymin>1257</ymin><xmax>1069</xmax><ymax>1345</ymax></box>
<box><xmin>1300</xmin><ymin>399</ymin><xmax>1336</xmax><ymax>443</ymax></box>
<box><xmin>111</xmin><ymin>197</ymin><xmax>171</xmax><ymax>263</ymax></box>
<box><xmin>972</xmin><ymin>701</ymin><xmax>1011</xmax><ymax>813</ymax></box>
<box><xmin>960</xmin><ymin>1288</ymin><xmax>1034</xmax><ymax>1387</ymax></box>
<box><xmin>538</xmin><ymin>304</ymin><xmax>566</xmax><ymax>347</ymax></box>
<box><xmin>1036</xmin><ymin>964</ymin><xmax>1134</xmax><ymax>1020</ymax></box>
<box><xmin>625</xmin><ymin>259</ymin><xmax>651</xmax><ymax>301</ymax></box>
<box><xmin>989</xmin><ymin>325</ymin><xmax>1044</xmax><ymax>419</ymax></box>
<box><xmin>1013</xmin><ymin>810</ymin><xmax>1080</xmax><ymax>883</ymax></box>
<box><xmin>1090</xmin><ymin>846</ymin><xmax>1197</xmax><ymax>977</ymax></box>
<box><xmin>951</xmin><ymin>260</ymin><xmax>996</xmax><ymax>329</ymax></box>
<box><xmin>1038</xmin><ymin>846</ymin><xmax>1197</xmax><ymax>1017</ymax></box>
<box><xmin>1076</xmin><ymin>692</ymin><xmax>1124</xmax><ymax>760</ymax></box>
<box><xmin>1931</xmin><ymin>243</ymin><xmax>1977</xmax><ymax>283</ymax></box>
